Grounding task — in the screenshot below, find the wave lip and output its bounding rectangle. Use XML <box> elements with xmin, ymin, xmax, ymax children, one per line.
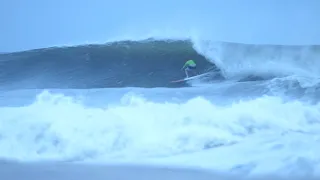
<box><xmin>193</xmin><ymin>40</ymin><xmax>320</xmax><ymax>79</ymax></box>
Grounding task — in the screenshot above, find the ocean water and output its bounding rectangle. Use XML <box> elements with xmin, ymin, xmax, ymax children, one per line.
<box><xmin>1</xmin><ymin>40</ymin><xmax>320</xmax><ymax>179</ymax></box>
<box><xmin>2</xmin><ymin>1</ymin><xmax>320</xmax><ymax>180</ymax></box>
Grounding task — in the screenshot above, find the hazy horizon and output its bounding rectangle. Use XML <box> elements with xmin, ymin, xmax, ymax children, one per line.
<box><xmin>2</xmin><ymin>0</ymin><xmax>320</xmax><ymax>52</ymax></box>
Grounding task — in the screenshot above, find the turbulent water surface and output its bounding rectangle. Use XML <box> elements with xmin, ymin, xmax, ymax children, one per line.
<box><xmin>1</xmin><ymin>38</ymin><xmax>320</xmax><ymax>179</ymax></box>
<box><xmin>3</xmin><ymin>0</ymin><xmax>320</xmax><ymax>179</ymax></box>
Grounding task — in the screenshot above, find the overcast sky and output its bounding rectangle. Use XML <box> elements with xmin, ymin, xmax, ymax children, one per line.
<box><xmin>2</xmin><ymin>0</ymin><xmax>320</xmax><ymax>52</ymax></box>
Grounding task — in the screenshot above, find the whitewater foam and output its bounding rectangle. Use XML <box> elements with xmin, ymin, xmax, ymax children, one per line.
<box><xmin>192</xmin><ymin>40</ymin><xmax>320</xmax><ymax>79</ymax></box>
<box><xmin>1</xmin><ymin>90</ymin><xmax>320</xmax><ymax>169</ymax></box>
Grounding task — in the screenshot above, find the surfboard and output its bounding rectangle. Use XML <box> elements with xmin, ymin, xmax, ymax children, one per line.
<box><xmin>171</xmin><ymin>72</ymin><xmax>210</xmax><ymax>83</ymax></box>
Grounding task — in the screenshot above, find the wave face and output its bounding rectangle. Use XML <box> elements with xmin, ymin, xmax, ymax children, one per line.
<box><xmin>0</xmin><ymin>40</ymin><xmax>215</xmax><ymax>89</ymax></box>
<box><xmin>1</xmin><ymin>39</ymin><xmax>320</xmax><ymax>89</ymax></box>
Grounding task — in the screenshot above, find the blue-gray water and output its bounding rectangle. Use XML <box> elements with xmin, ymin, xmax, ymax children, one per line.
<box><xmin>1</xmin><ymin>40</ymin><xmax>320</xmax><ymax>179</ymax></box>
<box><xmin>0</xmin><ymin>40</ymin><xmax>216</xmax><ymax>89</ymax></box>
<box><xmin>1</xmin><ymin>160</ymin><xmax>318</xmax><ymax>180</ymax></box>
<box><xmin>3</xmin><ymin>0</ymin><xmax>320</xmax><ymax>179</ymax></box>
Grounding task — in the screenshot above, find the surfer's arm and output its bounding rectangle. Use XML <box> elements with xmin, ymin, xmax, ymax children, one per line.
<box><xmin>181</xmin><ymin>63</ymin><xmax>187</xmax><ymax>69</ymax></box>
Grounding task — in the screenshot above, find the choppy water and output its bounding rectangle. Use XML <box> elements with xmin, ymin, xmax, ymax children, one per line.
<box><xmin>2</xmin><ymin>1</ymin><xmax>320</xmax><ymax>178</ymax></box>
<box><xmin>1</xmin><ymin>38</ymin><xmax>320</xmax><ymax>178</ymax></box>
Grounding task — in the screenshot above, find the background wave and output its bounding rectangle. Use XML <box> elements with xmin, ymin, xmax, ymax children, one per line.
<box><xmin>1</xmin><ymin>39</ymin><xmax>320</xmax><ymax>90</ymax></box>
<box><xmin>0</xmin><ymin>40</ymin><xmax>214</xmax><ymax>89</ymax></box>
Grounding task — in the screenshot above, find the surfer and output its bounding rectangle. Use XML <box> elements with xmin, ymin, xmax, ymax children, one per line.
<box><xmin>181</xmin><ymin>59</ymin><xmax>197</xmax><ymax>78</ymax></box>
